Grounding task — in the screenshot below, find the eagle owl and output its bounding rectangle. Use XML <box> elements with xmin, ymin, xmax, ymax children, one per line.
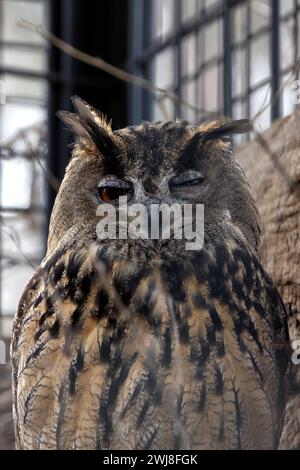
<box><xmin>11</xmin><ymin>97</ymin><xmax>289</xmax><ymax>450</ymax></box>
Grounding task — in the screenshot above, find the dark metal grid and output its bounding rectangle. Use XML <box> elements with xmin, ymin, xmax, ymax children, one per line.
<box><xmin>129</xmin><ymin>0</ymin><xmax>300</xmax><ymax>125</ymax></box>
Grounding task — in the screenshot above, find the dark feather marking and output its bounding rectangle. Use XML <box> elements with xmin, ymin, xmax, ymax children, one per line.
<box><xmin>162</xmin><ymin>261</ymin><xmax>187</xmax><ymax>303</ymax></box>
<box><xmin>49</xmin><ymin>318</ymin><xmax>60</xmax><ymax>338</ymax></box>
<box><xmin>66</xmin><ymin>253</ymin><xmax>82</xmax><ymax>282</ymax></box>
<box><xmin>178</xmin><ymin>319</ymin><xmax>189</xmax><ymax>343</ymax></box>
<box><xmin>99</xmin><ymin>334</ymin><xmax>112</xmax><ymax>362</ymax></box>
<box><xmin>137</xmin><ymin>400</ymin><xmax>150</xmax><ymax>428</ymax></box>
<box><xmin>52</xmin><ymin>262</ymin><xmax>65</xmax><ymax>284</ymax></box>
<box><xmin>33</xmin><ymin>293</ymin><xmax>43</xmax><ymax>308</ymax></box>
<box><xmin>208</xmin><ymin>306</ymin><xmax>223</xmax><ymax>331</ymax></box>
<box><xmin>93</xmin><ymin>289</ymin><xmax>109</xmax><ymax>319</ymax></box>
<box><xmin>191</xmin><ymin>251</ymin><xmax>208</xmax><ymax>283</ymax></box>
<box><xmin>121</xmin><ymin>380</ymin><xmax>144</xmax><ymax>419</ymax></box>
<box><xmin>96</xmin><ymin>247</ymin><xmax>112</xmax><ymax>271</ymax></box>
<box><xmin>39</xmin><ymin>312</ymin><xmax>48</xmax><ymax>327</ymax></box>
<box><xmin>215</xmin><ymin>244</ymin><xmax>229</xmax><ymax>269</ymax></box>
<box><xmin>161</xmin><ymin>327</ymin><xmax>172</xmax><ymax>367</ymax></box>
<box><xmin>26</xmin><ymin>343</ymin><xmax>45</xmax><ymax>364</ymax></box>
<box><xmin>114</xmin><ymin>268</ymin><xmax>148</xmax><ymax>307</ymax></box>
<box><xmin>193</xmin><ymin>293</ymin><xmax>208</xmax><ymax>309</ymax></box>
<box><xmin>199</xmin><ymin>380</ymin><xmax>207</xmax><ymax>411</ymax></box>
<box><xmin>207</xmin><ymin>323</ymin><xmax>216</xmax><ymax>346</ymax></box>
<box><xmin>34</xmin><ymin>328</ymin><xmax>45</xmax><ymax>342</ymax></box>
<box><xmin>137</xmin><ymin>282</ymin><xmax>156</xmax><ymax>318</ymax></box>
<box><xmin>252</xmin><ymin>301</ymin><xmax>266</xmax><ymax>318</ymax></box>
<box><xmin>218</xmin><ymin>416</ymin><xmax>225</xmax><ymax>441</ymax></box>
<box><xmin>214</xmin><ymin>363</ymin><xmax>224</xmax><ymax>395</ymax></box>
<box><xmin>247</xmin><ymin>350</ymin><xmax>263</xmax><ymax>382</ymax></box>
<box><xmin>45</xmin><ymin>296</ymin><xmax>55</xmax><ymax>316</ymax></box>
<box><xmin>199</xmin><ymin>340</ymin><xmax>210</xmax><ymax>366</ymax></box>
<box><xmin>108</xmin><ymin>352</ymin><xmax>138</xmax><ymax>408</ymax></box>
<box><xmin>142</xmin><ymin>425</ymin><xmax>160</xmax><ymax>450</ymax></box>
<box><xmin>216</xmin><ymin>338</ymin><xmax>226</xmax><ymax>357</ymax></box>
<box><xmin>232</xmin><ymin>278</ymin><xmax>245</xmax><ymax>301</ymax></box>
<box><xmin>56</xmin><ymin>382</ymin><xmax>66</xmax><ymax>449</ymax></box>
<box><xmin>246</xmin><ymin>317</ymin><xmax>263</xmax><ymax>353</ymax></box>
<box><xmin>146</xmin><ymin>366</ymin><xmax>157</xmax><ymax>393</ymax></box>
<box><xmin>44</xmin><ymin>248</ymin><xmax>64</xmax><ymax>273</ymax></box>
<box><xmin>71</xmin><ymin>302</ymin><xmax>85</xmax><ymax>326</ymax></box>
<box><xmin>80</xmin><ymin>270</ymin><xmax>95</xmax><ymax>297</ymax></box>
<box><xmin>232</xmin><ymin>383</ymin><xmax>243</xmax><ymax>449</ymax></box>
<box><xmin>69</xmin><ymin>347</ymin><xmax>85</xmax><ymax>395</ymax></box>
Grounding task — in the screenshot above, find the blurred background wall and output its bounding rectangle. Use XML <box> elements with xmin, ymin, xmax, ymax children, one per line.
<box><xmin>0</xmin><ymin>0</ymin><xmax>299</xmax><ymax>449</ymax></box>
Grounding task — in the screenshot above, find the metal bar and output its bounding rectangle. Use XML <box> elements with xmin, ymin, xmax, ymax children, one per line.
<box><xmin>223</xmin><ymin>0</ymin><xmax>232</xmax><ymax>116</ymax></box>
<box><xmin>142</xmin><ymin>0</ymin><xmax>154</xmax><ymax>121</ymax></box>
<box><xmin>294</xmin><ymin>0</ymin><xmax>299</xmax><ymax>67</ymax></box>
<box><xmin>271</xmin><ymin>0</ymin><xmax>281</xmax><ymax>119</ymax></box>
<box><xmin>127</xmin><ymin>0</ymin><xmax>144</xmax><ymax>123</ymax></box>
<box><xmin>246</xmin><ymin>0</ymin><xmax>251</xmax><ymax>124</ymax></box>
<box><xmin>175</xmin><ymin>0</ymin><xmax>182</xmax><ymax>118</ymax></box>
<box><xmin>0</xmin><ymin>66</ymin><xmax>116</xmax><ymax>88</ymax></box>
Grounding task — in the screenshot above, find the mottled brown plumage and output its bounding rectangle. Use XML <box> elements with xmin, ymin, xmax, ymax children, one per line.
<box><xmin>11</xmin><ymin>97</ymin><xmax>289</xmax><ymax>449</ymax></box>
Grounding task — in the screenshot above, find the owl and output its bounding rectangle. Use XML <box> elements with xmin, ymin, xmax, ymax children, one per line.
<box><xmin>11</xmin><ymin>96</ymin><xmax>290</xmax><ymax>450</ymax></box>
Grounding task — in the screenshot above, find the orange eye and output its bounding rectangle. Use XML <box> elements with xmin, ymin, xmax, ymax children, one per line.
<box><xmin>97</xmin><ymin>187</ymin><xmax>129</xmax><ymax>202</ymax></box>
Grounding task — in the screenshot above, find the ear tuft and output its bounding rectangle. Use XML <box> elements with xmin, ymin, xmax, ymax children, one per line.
<box><xmin>199</xmin><ymin>118</ymin><xmax>252</xmax><ymax>141</ymax></box>
<box><xmin>57</xmin><ymin>96</ymin><xmax>118</xmax><ymax>157</ymax></box>
<box><xmin>71</xmin><ymin>95</ymin><xmax>113</xmax><ymax>135</ymax></box>
<box><xmin>56</xmin><ymin>111</ymin><xmax>91</xmax><ymax>140</ymax></box>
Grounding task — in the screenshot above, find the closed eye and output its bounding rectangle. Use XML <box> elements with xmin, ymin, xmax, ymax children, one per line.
<box><xmin>169</xmin><ymin>170</ymin><xmax>205</xmax><ymax>188</ymax></box>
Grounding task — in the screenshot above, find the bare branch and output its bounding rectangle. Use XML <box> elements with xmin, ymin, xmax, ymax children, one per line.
<box><xmin>18</xmin><ymin>19</ymin><xmax>219</xmax><ymax>119</ymax></box>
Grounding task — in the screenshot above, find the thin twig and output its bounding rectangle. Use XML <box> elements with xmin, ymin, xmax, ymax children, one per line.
<box><xmin>18</xmin><ymin>19</ymin><xmax>220</xmax><ymax>119</ymax></box>
<box><xmin>22</xmin><ymin>134</ymin><xmax>61</xmax><ymax>193</ymax></box>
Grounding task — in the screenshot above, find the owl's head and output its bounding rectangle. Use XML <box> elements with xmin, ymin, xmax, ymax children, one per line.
<box><xmin>48</xmin><ymin>97</ymin><xmax>260</xmax><ymax>262</ymax></box>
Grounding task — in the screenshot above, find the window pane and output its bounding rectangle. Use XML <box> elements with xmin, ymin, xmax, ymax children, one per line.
<box><xmin>0</xmin><ymin>46</ymin><xmax>47</xmax><ymax>73</ymax></box>
<box><xmin>250</xmin><ymin>85</ymin><xmax>271</xmax><ymax>131</ymax></box>
<box><xmin>1</xmin><ymin>262</ymin><xmax>35</xmax><ymax>315</ymax></box>
<box><xmin>0</xmin><ymin>103</ymin><xmax>45</xmax><ymax>141</ymax></box>
<box><xmin>250</xmin><ymin>0</ymin><xmax>271</xmax><ymax>33</ymax></box>
<box><xmin>0</xmin><ymin>74</ymin><xmax>47</xmax><ymax>102</ymax></box>
<box><xmin>0</xmin><ymin>0</ymin><xmax>47</xmax><ymax>44</ymax></box>
<box><xmin>153</xmin><ymin>47</ymin><xmax>176</xmax><ymax>89</ymax></box>
<box><xmin>1</xmin><ymin>158</ymin><xmax>33</xmax><ymax>209</ymax></box>
<box><xmin>282</xmin><ymin>73</ymin><xmax>296</xmax><ymax>116</ymax></box>
<box><xmin>181</xmin><ymin>33</ymin><xmax>197</xmax><ymax>78</ymax></box>
<box><xmin>153</xmin><ymin>0</ymin><xmax>175</xmax><ymax>39</ymax></box>
<box><xmin>202</xmin><ymin>64</ymin><xmax>219</xmax><ymax>112</ymax></box>
<box><xmin>204</xmin><ymin>0</ymin><xmax>220</xmax><ymax>9</ymax></box>
<box><xmin>182</xmin><ymin>0</ymin><xmax>197</xmax><ymax>23</ymax></box>
<box><xmin>250</xmin><ymin>34</ymin><xmax>270</xmax><ymax>87</ymax></box>
<box><xmin>280</xmin><ymin>18</ymin><xmax>296</xmax><ymax>70</ymax></box>
<box><xmin>232</xmin><ymin>100</ymin><xmax>247</xmax><ymax>145</ymax></box>
<box><xmin>181</xmin><ymin>79</ymin><xmax>196</xmax><ymax>122</ymax></box>
<box><xmin>280</xmin><ymin>0</ymin><xmax>294</xmax><ymax>16</ymax></box>
<box><xmin>232</xmin><ymin>47</ymin><xmax>247</xmax><ymax>98</ymax></box>
<box><xmin>153</xmin><ymin>96</ymin><xmax>175</xmax><ymax>121</ymax></box>
<box><xmin>231</xmin><ymin>4</ymin><xmax>247</xmax><ymax>44</ymax></box>
<box><xmin>204</xmin><ymin>20</ymin><xmax>223</xmax><ymax>62</ymax></box>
